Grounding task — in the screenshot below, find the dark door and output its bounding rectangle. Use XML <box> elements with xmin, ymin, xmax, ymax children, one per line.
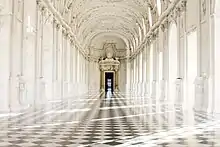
<box><xmin>105</xmin><ymin>72</ymin><xmax>114</xmax><ymax>92</ymax></box>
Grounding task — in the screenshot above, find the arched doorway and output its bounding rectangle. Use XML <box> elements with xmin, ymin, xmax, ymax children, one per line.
<box><xmin>168</xmin><ymin>23</ymin><xmax>178</xmax><ymax>102</ymax></box>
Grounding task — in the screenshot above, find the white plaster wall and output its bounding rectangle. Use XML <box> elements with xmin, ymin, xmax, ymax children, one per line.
<box><xmin>186</xmin><ymin>0</ymin><xmax>198</xmax><ymax>30</ymax></box>
<box><xmin>119</xmin><ymin>61</ymin><xmax>127</xmax><ymax>92</ymax></box>
<box><xmin>88</xmin><ymin>61</ymin><xmax>100</xmax><ymax>92</ymax></box>
<box><xmin>0</xmin><ymin>3</ymin><xmax>11</xmax><ymax>111</ymax></box>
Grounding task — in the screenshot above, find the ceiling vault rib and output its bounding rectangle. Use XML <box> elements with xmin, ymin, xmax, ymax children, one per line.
<box><xmin>39</xmin><ymin>0</ymin><xmax>187</xmax><ymax>60</ymax></box>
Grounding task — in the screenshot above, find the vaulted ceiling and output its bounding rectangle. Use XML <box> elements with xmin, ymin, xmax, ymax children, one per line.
<box><xmin>49</xmin><ymin>0</ymin><xmax>171</xmax><ymax>57</ymax></box>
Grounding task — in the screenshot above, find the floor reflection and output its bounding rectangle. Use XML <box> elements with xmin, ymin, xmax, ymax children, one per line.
<box><xmin>0</xmin><ymin>92</ymin><xmax>220</xmax><ymax>146</ymax></box>
<box><xmin>105</xmin><ymin>89</ymin><xmax>113</xmax><ymax>99</ymax></box>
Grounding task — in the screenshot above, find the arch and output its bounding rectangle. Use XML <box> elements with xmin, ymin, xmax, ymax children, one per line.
<box><xmin>156</xmin><ymin>0</ymin><xmax>162</xmax><ymax>15</ymax></box>
<box><xmin>148</xmin><ymin>8</ymin><xmax>153</xmax><ymax>26</ymax></box>
<box><xmin>85</xmin><ymin>31</ymin><xmax>131</xmax><ymax>49</ymax></box>
<box><xmin>168</xmin><ymin>23</ymin><xmax>178</xmax><ymax>102</ymax></box>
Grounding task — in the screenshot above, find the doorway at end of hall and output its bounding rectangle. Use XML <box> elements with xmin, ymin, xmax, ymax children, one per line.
<box><xmin>105</xmin><ymin>72</ymin><xmax>114</xmax><ymax>93</ymax></box>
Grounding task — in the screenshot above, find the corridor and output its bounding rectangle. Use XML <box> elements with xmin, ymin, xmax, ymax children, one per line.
<box><xmin>1</xmin><ymin>0</ymin><xmax>220</xmax><ymax>146</ymax></box>
<box><xmin>0</xmin><ymin>92</ymin><xmax>220</xmax><ymax>147</ymax></box>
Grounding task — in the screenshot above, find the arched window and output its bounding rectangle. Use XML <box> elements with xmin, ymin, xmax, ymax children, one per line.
<box><xmin>157</xmin><ymin>0</ymin><xmax>161</xmax><ymax>15</ymax></box>
<box><xmin>138</xmin><ymin>26</ymin><xmax>142</xmax><ymax>42</ymax></box>
<box><xmin>148</xmin><ymin>8</ymin><xmax>153</xmax><ymax>26</ymax></box>
<box><xmin>142</xmin><ymin>18</ymin><xmax>146</xmax><ymax>36</ymax></box>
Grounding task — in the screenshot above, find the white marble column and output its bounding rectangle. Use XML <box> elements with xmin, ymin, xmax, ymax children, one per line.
<box><xmin>150</xmin><ymin>39</ymin><xmax>158</xmax><ymax>99</ymax></box>
<box><xmin>8</xmin><ymin>0</ymin><xmax>26</xmax><ymax>110</ymax></box>
<box><xmin>64</xmin><ymin>33</ymin><xmax>71</xmax><ymax>97</ymax></box>
<box><xmin>80</xmin><ymin>53</ymin><xmax>83</xmax><ymax>94</ymax></box>
<box><xmin>135</xmin><ymin>56</ymin><xmax>138</xmax><ymax>93</ymax></box>
<box><xmin>175</xmin><ymin>13</ymin><xmax>183</xmax><ymax>105</ymax></box>
<box><xmin>54</xmin><ymin>23</ymin><xmax>61</xmax><ymax>99</ymax></box>
<box><xmin>146</xmin><ymin>46</ymin><xmax>150</xmax><ymax>96</ymax></box>
<box><xmin>138</xmin><ymin>52</ymin><xmax>143</xmax><ymax>95</ymax></box>
<box><xmin>193</xmin><ymin>0</ymin><xmax>204</xmax><ymax>112</ymax></box>
<box><xmin>142</xmin><ymin>47</ymin><xmax>147</xmax><ymax>95</ymax></box>
<box><xmin>163</xmin><ymin>29</ymin><xmax>169</xmax><ymax>101</ymax></box>
<box><xmin>52</xmin><ymin>20</ymin><xmax>58</xmax><ymax>100</ymax></box>
<box><xmin>22</xmin><ymin>0</ymin><xmax>37</xmax><ymax>105</ymax></box>
<box><xmin>72</xmin><ymin>44</ymin><xmax>77</xmax><ymax>96</ymax></box>
<box><xmin>134</xmin><ymin>57</ymin><xmax>137</xmax><ymax>94</ymax></box>
<box><xmin>82</xmin><ymin>55</ymin><xmax>85</xmax><ymax>93</ymax></box>
<box><xmin>42</xmin><ymin>13</ymin><xmax>53</xmax><ymax>101</ymax></box>
<box><xmin>0</xmin><ymin>0</ymin><xmax>12</xmax><ymax>111</ymax></box>
<box><xmin>75</xmin><ymin>48</ymin><xmax>79</xmax><ymax>95</ymax></box>
<box><xmin>62</xmin><ymin>30</ymin><xmax>68</xmax><ymax>97</ymax></box>
<box><xmin>34</xmin><ymin>7</ymin><xmax>44</xmax><ymax>104</ymax></box>
<box><xmin>136</xmin><ymin>54</ymin><xmax>139</xmax><ymax>93</ymax></box>
<box><xmin>129</xmin><ymin>60</ymin><xmax>133</xmax><ymax>93</ymax></box>
<box><xmin>132</xmin><ymin>59</ymin><xmax>135</xmax><ymax>93</ymax></box>
<box><xmin>69</xmin><ymin>41</ymin><xmax>73</xmax><ymax>95</ymax></box>
<box><xmin>126</xmin><ymin>60</ymin><xmax>131</xmax><ymax>93</ymax></box>
<box><xmin>85</xmin><ymin>59</ymin><xmax>89</xmax><ymax>92</ymax></box>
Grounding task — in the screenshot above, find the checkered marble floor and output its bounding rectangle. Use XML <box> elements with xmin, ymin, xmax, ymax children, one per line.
<box><xmin>1</xmin><ymin>92</ymin><xmax>220</xmax><ymax>147</ymax></box>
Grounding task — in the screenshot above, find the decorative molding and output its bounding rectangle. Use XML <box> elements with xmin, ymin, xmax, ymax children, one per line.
<box><xmin>39</xmin><ymin>0</ymin><xmax>87</xmax><ymax>57</ymax></box>
<box><xmin>99</xmin><ymin>58</ymin><xmax>120</xmax><ymax>71</ymax></box>
<box><xmin>130</xmin><ymin>0</ymin><xmax>187</xmax><ymax>59</ymax></box>
<box><xmin>39</xmin><ymin>0</ymin><xmax>187</xmax><ymax>60</ymax></box>
<box><xmin>186</xmin><ymin>25</ymin><xmax>197</xmax><ymax>35</ymax></box>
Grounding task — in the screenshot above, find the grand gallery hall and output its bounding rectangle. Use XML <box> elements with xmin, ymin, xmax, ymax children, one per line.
<box><xmin>0</xmin><ymin>0</ymin><xmax>220</xmax><ymax>146</ymax></box>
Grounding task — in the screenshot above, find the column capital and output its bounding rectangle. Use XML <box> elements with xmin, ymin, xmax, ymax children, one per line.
<box><xmin>179</xmin><ymin>0</ymin><xmax>187</xmax><ymax>12</ymax></box>
<box><xmin>62</xmin><ymin>27</ymin><xmax>67</xmax><ymax>34</ymax></box>
<box><xmin>56</xmin><ymin>23</ymin><xmax>61</xmax><ymax>30</ymax></box>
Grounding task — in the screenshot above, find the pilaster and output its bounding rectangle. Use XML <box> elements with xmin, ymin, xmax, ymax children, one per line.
<box><xmin>214</xmin><ymin>0</ymin><xmax>220</xmax><ymax>113</ymax></box>
<box><xmin>9</xmin><ymin>0</ymin><xmax>29</xmax><ymax>111</ymax></box>
<box><xmin>0</xmin><ymin>0</ymin><xmax>12</xmax><ymax>111</ymax></box>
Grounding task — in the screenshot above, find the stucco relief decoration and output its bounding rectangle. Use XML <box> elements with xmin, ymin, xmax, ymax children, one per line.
<box><xmin>16</xmin><ymin>74</ymin><xmax>27</xmax><ymax>105</ymax></box>
<box><xmin>200</xmin><ymin>0</ymin><xmax>207</xmax><ymax>21</ymax></box>
<box><xmin>202</xmin><ymin>0</ymin><xmax>206</xmax><ymax>16</ymax></box>
<box><xmin>210</xmin><ymin>0</ymin><xmax>215</xmax><ymax>14</ymax></box>
<box><xmin>39</xmin><ymin>0</ymin><xmax>188</xmax><ymax>60</ymax></box>
<box><xmin>104</xmin><ymin>43</ymin><xmax>116</xmax><ymax>59</ymax></box>
<box><xmin>99</xmin><ymin>43</ymin><xmax>120</xmax><ymax>71</ymax></box>
<box><xmin>17</xmin><ymin>0</ymin><xmax>23</xmax><ymax>20</ymax></box>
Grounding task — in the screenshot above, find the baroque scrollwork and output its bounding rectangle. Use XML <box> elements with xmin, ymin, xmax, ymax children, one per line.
<box><xmin>99</xmin><ymin>43</ymin><xmax>120</xmax><ymax>71</ymax></box>
<box><xmin>38</xmin><ymin>0</ymin><xmax>188</xmax><ymax>60</ymax></box>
